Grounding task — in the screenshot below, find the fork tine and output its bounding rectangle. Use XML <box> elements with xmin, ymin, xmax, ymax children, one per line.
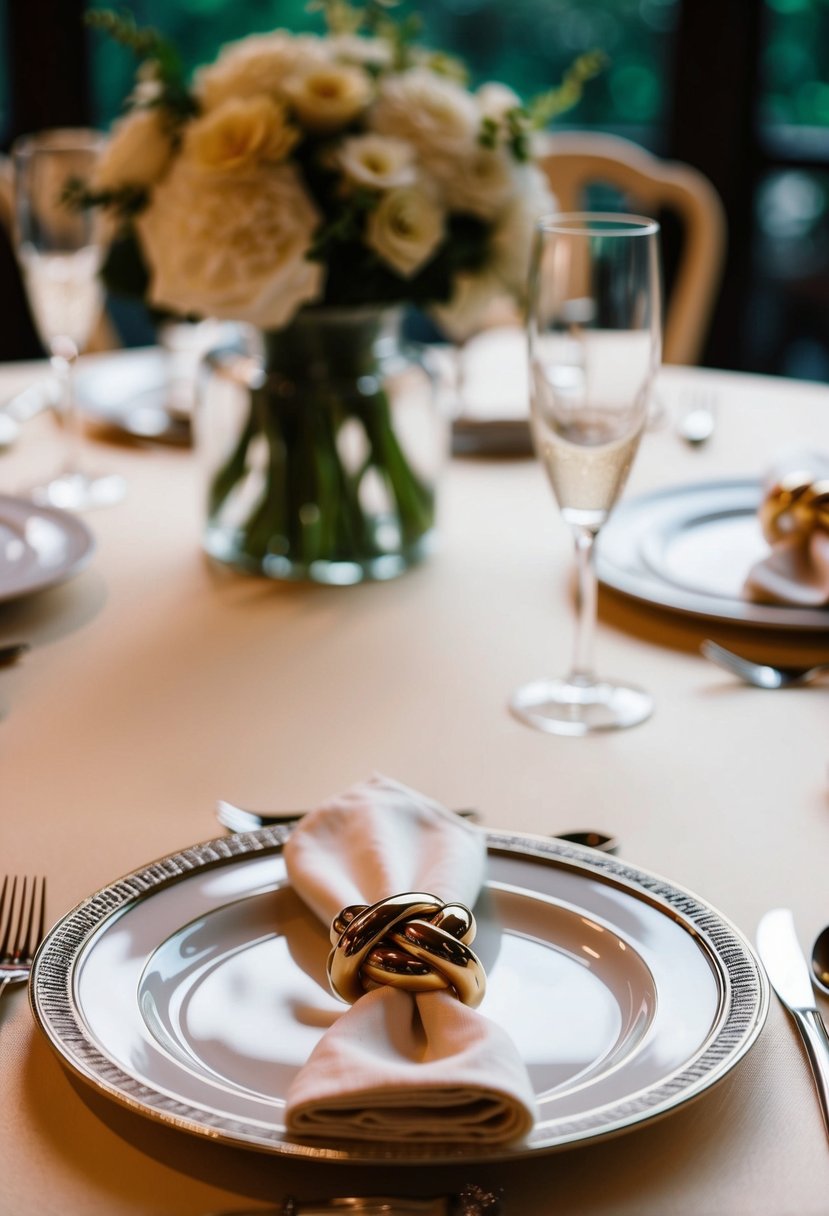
<box><xmin>14</xmin><ymin>877</ymin><xmax>45</xmax><ymax>963</ymax></box>
<box><xmin>0</xmin><ymin>876</ymin><xmax>16</xmax><ymax>960</ymax></box>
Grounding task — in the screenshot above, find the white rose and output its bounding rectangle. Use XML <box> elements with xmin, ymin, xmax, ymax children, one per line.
<box><xmin>431</xmin><ymin>146</ymin><xmax>515</xmax><ymax>220</ymax></box>
<box><xmin>282</xmin><ymin>63</ymin><xmax>373</xmax><ymax>133</ymax></box>
<box><xmin>196</xmin><ymin>32</ymin><xmax>329</xmax><ymax>111</ymax></box>
<box><xmin>337</xmin><ymin>134</ymin><xmax>416</xmax><ymax>191</ymax></box>
<box><xmin>491</xmin><ymin>164</ymin><xmax>556</xmax><ymax>296</ymax></box>
<box><xmin>430</xmin><ymin>268</ymin><xmax>514</xmax><ymax>343</ymax></box>
<box><xmin>329</xmin><ymin>33</ymin><xmax>393</xmax><ymax>71</ymax></box>
<box><xmin>137</xmin><ymin>160</ymin><xmax>323</xmax><ymax>327</ymax></box>
<box><xmin>369</xmin><ymin>69</ymin><xmax>479</xmax><ymax>165</ymax></box>
<box><xmin>476</xmin><ymin>82</ymin><xmax>522</xmax><ymax>124</ymax></box>
<box><xmin>93</xmin><ymin>108</ymin><xmax>173</xmax><ymax>192</ymax></box>
<box><xmin>366</xmin><ymin>185</ymin><xmax>445</xmax><ymax>278</ymax></box>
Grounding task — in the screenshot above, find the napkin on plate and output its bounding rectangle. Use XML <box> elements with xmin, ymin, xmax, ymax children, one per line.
<box><xmin>744</xmin><ymin>448</ymin><xmax>829</xmax><ymax>607</ymax></box>
<box><xmin>282</xmin><ymin>775</ymin><xmax>537</xmax><ymax>1144</ymax></box>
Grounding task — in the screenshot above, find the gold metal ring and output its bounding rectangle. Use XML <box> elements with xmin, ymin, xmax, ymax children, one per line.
<box><xmin>327</xmin><ymin>891</ymin><xmax>486</xmax><ymax>1008</ymax></box>
<box><xmin>760</xmin><ymin>472</ymin><xmax>829</xmax><ymax>544</ymax></box>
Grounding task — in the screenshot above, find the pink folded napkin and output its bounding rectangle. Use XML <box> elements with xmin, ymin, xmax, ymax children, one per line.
<box><xmin>744</xmin><ymin>449</ymin><xmax>829</xmax><ymax>607</ymax></box>
<box><xmin>282</xmin><ymin>775</ymin><xmax>537</xmax><ymax>1144</ymax></box>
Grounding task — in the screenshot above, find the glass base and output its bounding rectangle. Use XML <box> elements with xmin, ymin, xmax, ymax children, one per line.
<box><xmin>510</xmin><ymin>676</ymin><xmax>653</xmax><ymax>736</ymax></box>
<box><xmin>203</xmin><ymin>521</ymin><xmax>435</xmax><ymax>585</ymax></box>
<box><xmin>31</xmin><ymin>471</ymin><xmax>126</xmax><ymax>511</ymax></box>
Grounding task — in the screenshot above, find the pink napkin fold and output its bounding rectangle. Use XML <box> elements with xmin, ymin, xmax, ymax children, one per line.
<box><xmin>744</xmin><ymin>449</ymin><xmax>829</xmax><ymax>607</ymax></box>
<box><xmin>282</xmin><ymin>775</ymin><xmax>537</xmax><ymax>1144</ymax></box>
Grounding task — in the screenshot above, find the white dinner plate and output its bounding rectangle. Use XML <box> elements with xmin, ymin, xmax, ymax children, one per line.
<box><xmin>0</xmin><ymin>494</ymin><xmax>95</xmax><ymax>604</ymax></box>
<box><xmin>597</xmin><ymin>478</ymin><xmax>829</xmax><ymax>630</ymax></box>
<box><xmin>31</xmin><ymin>827</ymin><xmax>767</xmax><ymax>1163</ymax></box>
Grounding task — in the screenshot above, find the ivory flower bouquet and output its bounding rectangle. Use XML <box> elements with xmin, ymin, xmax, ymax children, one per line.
<box><xmin>86</xmin><ymin>2</ymin><xmax>600</xmax><ymax>581</ymax></box>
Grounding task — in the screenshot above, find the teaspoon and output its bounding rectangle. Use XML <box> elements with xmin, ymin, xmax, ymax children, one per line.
<box><xmin>701</xmin><ymin>640</ymin><xmax>829</xmax><ymax>690</ymax></box>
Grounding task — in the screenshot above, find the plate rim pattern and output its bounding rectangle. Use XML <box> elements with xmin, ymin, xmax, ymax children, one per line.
<box><xmin>30</xmin><ymin>827</ymin><xmax>768</xmax><ymax>1162</ymax></box>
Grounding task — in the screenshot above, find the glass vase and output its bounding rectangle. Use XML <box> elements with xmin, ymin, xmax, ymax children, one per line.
<box><xmin>196</xmin><ymin>307</ymin><xmax>443</xmax><ymax>584</ymax></box>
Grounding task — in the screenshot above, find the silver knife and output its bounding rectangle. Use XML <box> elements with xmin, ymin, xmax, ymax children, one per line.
<box><xmin>756</xmin><ymin>907</ymin><xmax>829</xmax><ymax>1137</ymax></box>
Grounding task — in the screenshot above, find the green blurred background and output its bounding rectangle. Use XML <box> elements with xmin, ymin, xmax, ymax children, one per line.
<box><xmin>0</xmin><ymin>0</ymin><xmax>828</xmax><ymax>378</ymax></box>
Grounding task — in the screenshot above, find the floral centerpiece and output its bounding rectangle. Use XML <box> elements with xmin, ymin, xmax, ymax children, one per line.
<box><xmin>84</xmin><ymin>2</ymin><xmax>601</xmax><ymax>582</ymax></box>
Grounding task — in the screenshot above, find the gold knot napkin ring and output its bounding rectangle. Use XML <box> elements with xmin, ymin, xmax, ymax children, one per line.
<box><xmin>327</xmin><ymin>891</ymin><xmax>486</xmax><ymax>1009</ymax></box>
<box><xmin>760</xmin><ymin>471</ymin><xmax>829</xmax><ymax>544</ymax></box>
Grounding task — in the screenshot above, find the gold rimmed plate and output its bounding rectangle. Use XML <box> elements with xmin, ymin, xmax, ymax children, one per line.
<box><xmin>30</xmin><ymin>827</ymin><xmax>767</xmax><ymax>1162</ymax></box>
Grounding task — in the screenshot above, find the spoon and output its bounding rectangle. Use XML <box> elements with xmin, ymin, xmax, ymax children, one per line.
<box><xmin>700</xmin><ymin>640</ymin><xmax>829</xmax><ymax>690</ymax></box>
<box><xmin>215</xmin><ymin>800</ymin><xmax>619</xmax><ymax>853</ymax></box>
<box><xmin>677</xmin><ymin>389</ymin><xmax>716</xmax><ymax>447</ymax></box>
<box><xmin>811</xmin><ymin>926</ymin><xmax>829</xmax><ymax>997</ymax></box>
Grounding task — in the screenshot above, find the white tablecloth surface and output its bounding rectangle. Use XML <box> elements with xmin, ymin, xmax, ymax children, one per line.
<box><xmin>1</xmin><ymin>350</ymin><xmax>828</xmax><ymax>1216</ymax></box>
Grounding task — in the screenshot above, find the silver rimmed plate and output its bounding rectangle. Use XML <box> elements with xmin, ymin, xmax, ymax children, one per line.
<box><xmin>597</xmin><ymin>478</ymin><xmax>829</xmax><ymax>630</ymax></box>
<box><xmin>31</xmin><ymin>828</ymin><xmax>767</xmax><ymax>1162</ymax></box>
<box><xmin>0</xmin><ymin>494</ymin><xmax>95</xmax><ymax>604</ymax></box>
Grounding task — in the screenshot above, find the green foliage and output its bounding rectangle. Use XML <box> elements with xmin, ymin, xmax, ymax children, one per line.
<box><xmin>86</xmin><ymin>8</ymin><xmax>198</xmax><ymax>121</ymax></box>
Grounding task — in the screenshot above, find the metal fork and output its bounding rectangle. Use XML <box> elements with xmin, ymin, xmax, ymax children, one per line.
<box><xmin>0</xmin><ymin>876</ymin><xmax>46</xmax><ymax>1006</ymax></box>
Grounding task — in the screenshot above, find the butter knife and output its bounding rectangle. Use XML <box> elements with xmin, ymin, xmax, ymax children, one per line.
<box><xmin>756</xmin><ymin>907</ymin><xmax>829</xmax><ymax>1137</ymax></box>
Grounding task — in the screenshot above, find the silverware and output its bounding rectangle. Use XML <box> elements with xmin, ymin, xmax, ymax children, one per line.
<box><xmin>0</xmin><ymin>642</ymin><xmax>30</xmax><ymax>667</ymax></box>
<box><xmin>206</xmin><ymin>1182</ymin><xmax>501</xmax><ymax>1214</ymax></box>
<box><xmin>0</xmin><ymin>876</ymin><xmax>47</xmax><ymax>1007</ymax></box>
<box><xmin>701</xmin><ymin>640</ymin><xmax>829</xmax><ymax>689</ymax></box>
<box><xmin>216</xmin><ymin>800</ymin><xmax>480</xmax><ymax>833</ymax></box>
<box><xmin>756</xmin><ymin>907</ymin><xmax>829</xmax><ymax>1137</ymax></box>
<box><xmin>677</xmin><ymin>388</ymin><xmax>716</xmax><ymax>446</ymax></box>
<box><xmin>215</xmin><ymin>801</ymin><xmax>619</xmax><ymax>853</ymax></box>
<box><xmin>810</xmin><ymin>925</ymin><xmax>829</xmax><ymax>997</ymax></box>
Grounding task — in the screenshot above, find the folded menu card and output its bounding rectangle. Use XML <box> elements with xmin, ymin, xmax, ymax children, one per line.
<box><xmin>745</xmin><ymin>449</ymin><xmax>829</xmax><ymax>607</ymax></box>
<box><xmin>282</xmin><ymin>775</ymin><xmax>537</xmax><ymax>1144</ymax></box>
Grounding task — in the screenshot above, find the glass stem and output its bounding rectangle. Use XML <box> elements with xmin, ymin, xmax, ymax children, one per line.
<box><xmin>51</xmin><ymin>349</ymin><xmax>81</xmax><ymax>477</ymax></box>
<box><xmin>568</xmin><ymin>524</ymin><xmax>599</xmax><ymax>686</ymax></box>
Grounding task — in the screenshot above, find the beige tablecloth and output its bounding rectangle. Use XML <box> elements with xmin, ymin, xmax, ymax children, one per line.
<box><xmin>0</xmin><ymin>352</ymin><xmax>828</xmax><ymax>1216</ymax></box>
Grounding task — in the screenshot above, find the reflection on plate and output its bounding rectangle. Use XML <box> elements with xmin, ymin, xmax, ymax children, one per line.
<box><xmin>597</xmin><ymin>478</ymin><xmax>829</xmax><ymax>630</ymax></box>
<box><xmin>0</xmin><ymin>495</ymin><xmax>94</xmax><ymax>604</ymax></box>
<box><xmin>75</xmin><ymin>350</ymin><xmax>191</xmax><ymax>446</ymax></box>
<box><xmin>31</xmin><ymin>828</ymin><xmax>767</xmax><ymax>1163</ymax></box>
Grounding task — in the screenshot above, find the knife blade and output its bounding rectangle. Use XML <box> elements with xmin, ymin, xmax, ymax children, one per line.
<box><xmin>756</xmin><ymin>907</ymin><xmax>829</xmax><ymax>1137</ymax></box>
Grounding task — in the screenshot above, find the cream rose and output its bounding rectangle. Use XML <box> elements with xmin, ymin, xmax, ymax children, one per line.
<box><xmin>92</xmin><ymin>107</ymin><xmax>173</xmax><ymax>192</ymax></box>
<box><xmin>336</xmin><ymin>134</ymin><xmax>416</xmax><ymax>191</ymax></box>
<box><xmin>195</xmin><ymin>32</ymin><xmax>328</xmax><ymax>112</ymax></box>
<box><xmin>366</xmin><ymin>185</ymin><xmax>445</xmax><ymax>278</ymax></box>
<box><xmin>185</xmin><ymin>96</ymin><xmax>299</xmax><ymax>172</ymax></box>
<box><xmin>369</xmin><ymin>69</ymin><xmax>479</xmax><ymax>164</ymax></box>
<box><xmin>476</xmin><ymin>82</ymin><xmax>522</xmax><ymax>125</ymax></box>
<box><xmin>137</xmin><ymin>160</ymin><xmax>323</xmax><ymax>327</ymax></box>
<box><xmin>282</xmin><ymin>63</ymin><xmax>372</xmax><ymax>133</ymax></box>
<box><xmin>491</xmin><ymin>164</ymin><xmax>556</xmax><ymax>296</ymax></box>
<box><xmin>431</xmin><ymin>268</ymin><xmax>514</xmax><ymax>342</ymax></box>
<box><xmin>431</xmin><ymin>147</ymin><xmax>515</xmax><ymax>220</ymax></box>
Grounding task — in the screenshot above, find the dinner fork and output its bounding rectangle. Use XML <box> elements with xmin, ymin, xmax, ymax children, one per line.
<box><xmin>0</xmin><ymin>876</ymin><xmax>46</xmax><ymax>1006</ymax></box>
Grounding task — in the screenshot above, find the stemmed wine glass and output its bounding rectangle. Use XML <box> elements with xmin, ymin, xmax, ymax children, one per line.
<box><xmin>12</xmin><ymin>128</ymin><xmax>125</xmax><ymax>509</ymax></box>
<box><xmin>510</xmin><ymin>213</ymin><xmax>662</xmax><ymax>735</ymax></box>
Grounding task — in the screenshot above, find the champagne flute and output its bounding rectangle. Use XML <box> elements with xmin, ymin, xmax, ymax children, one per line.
<box><xmin>511</xmin><ymin>213</ymin><xmax>662</xmax><ymax>735</ymax></box>
<box><xmin>12</xmin><ymin>128</ymin><xmax>125</xmax><ymax>509</ymax></box>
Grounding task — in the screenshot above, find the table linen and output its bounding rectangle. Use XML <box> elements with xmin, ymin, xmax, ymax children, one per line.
<box><xmin>0</xmin><ymin>351</ymin><xmax>828</xmax><ymax>1215</ymax></box>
